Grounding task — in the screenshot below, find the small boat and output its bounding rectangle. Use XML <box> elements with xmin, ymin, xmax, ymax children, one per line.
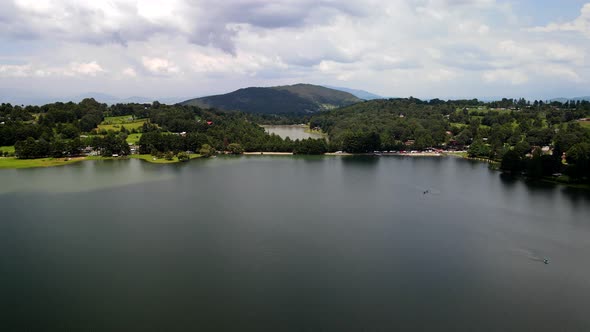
<box><xmin>543</xmin><ymin>259</ymin><xmax>549</xmax><ymax>264</ymax></box>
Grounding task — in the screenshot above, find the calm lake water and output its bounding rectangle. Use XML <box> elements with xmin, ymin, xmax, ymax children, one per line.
<box><xmin>263</xmin><ymin>125</ymin><xmax>324</xmax><ymax>140</ymax></box>
<box><xmin>1</xmin><ymin>156</ymin><xmax>590</xmax><ymax>331</ymax></box>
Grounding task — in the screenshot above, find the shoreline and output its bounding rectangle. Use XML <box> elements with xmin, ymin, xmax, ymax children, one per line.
<box><xmin>0</xmin><ymin>154</ymin><xmax>202</xmax><ymax>169</ymax></box>
<box><xmin>1</xmin><ymin>153</ymin><xmax>587</xmax><ymax>190</ymax></box>
<box><xmin>243</xmin><ymin>152</ymin><xmax>294</xmax><ymax>156</ymax></box>
<box><xmin>0</xmin><ymin>151</ymin><xmax>470</xmax><ymax>169</ymax></box>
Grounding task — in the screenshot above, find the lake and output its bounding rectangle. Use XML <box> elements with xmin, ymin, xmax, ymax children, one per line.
<box><xmin>263</xmin><ymin>125</ymin><xmax>324</xmax><ymax>140</ymax></box>
<box><xmin>1</xmin><ymin>156</ymin><xmax>589</xmax><ymax>331</ymax></box>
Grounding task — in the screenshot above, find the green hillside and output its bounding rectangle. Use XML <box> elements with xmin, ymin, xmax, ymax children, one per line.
<box><xmin>180</xmin><ymin>84</ymin><xmax>361</xmax><ymax>114</ymax></box>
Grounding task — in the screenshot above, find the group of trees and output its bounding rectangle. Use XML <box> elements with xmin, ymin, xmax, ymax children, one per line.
<box><xmin>0</xmin><ymin>99</ymin><xmax>331</xmax><ymax>159</ymax></box>
<box><xmin>137</xmin><ymin>130</ymin><xmax>328</xmax><ymax>156</ymax></box>
<box><xmin>2</xmin><ymin>95</ymin><xmax>589</xmax><ymax>182</ymax></box>
<box><xmin>306</xmin><ymin>97</ymin><xmax>590</xmax><ymax>183</ymax></box>
<box><xmin>13</xmin><ymin>133</ymin><xmax>130</xmax><ymax>159</ymax></box>
<box><xmin>310</xmin><ymin>99</ymin><xmax>452</xmax><ymax>152</ymax></box>
<box><xmin>498</xmin><ymin>123</ymin><xmax>590</xmax><ymax>182</ymax></box>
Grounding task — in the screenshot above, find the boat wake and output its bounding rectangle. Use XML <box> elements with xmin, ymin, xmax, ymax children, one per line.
<box><xmin>513</xmin><ymin>248</ymin><xmax>549</xmax><ymax>264</ymax></box>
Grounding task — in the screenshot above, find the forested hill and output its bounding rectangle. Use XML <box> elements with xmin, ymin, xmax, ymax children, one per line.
<box><xmin>180</xmin><ymin>84</ymin><xmax>361</xmax><ymax>114</ymax></box>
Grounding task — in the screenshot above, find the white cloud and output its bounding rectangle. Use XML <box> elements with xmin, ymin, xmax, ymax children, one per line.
<box><xmin>531</xmin><ymin>63</ymin><xmax>581</xmax><ymax>82</ymax></box>
<box><xmin>122</xmin><ymin>67</ymin><xmax>137</xmax><ymax>77</ymax></box>
<box><xmin>141</xmin><ymin>57</ymin><xmax>180</xmax><ymax>75</ymax></box>
<box><xmin>0</xmin><ymin>64</ymin><xmax>32</xmax><ymax>78</ymax></box>
<box><xmin>427</xmin><ymin>68</ymin><xmax>458</xmax><ymax>82</ymax></box>
<box><xmin>530</xmin><ymin>3</ymin><xmax>590</xmax><ymax>37</ymax></box>
<box><xmin>0</xmin><ymin>1</ymin><xmax>589</xmax><ymax>100</ymax></box>
<box><xmin>68</xmin><ymin>61</ymin><xmax>105</xmax><ymax>76</ymax></box>
<box><xmin>0</xmin><ymin>61</ymin><xmax>105</xmax><ymax>78</ymax></box>
<box><xmin>483</xmin><ymin>69</ymin><xmax>529</xmax><ymax>85</ymax></box>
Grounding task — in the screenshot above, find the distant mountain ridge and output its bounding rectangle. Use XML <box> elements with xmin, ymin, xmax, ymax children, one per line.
<box><xmin>324</xmin><ymin>86</ymin><xmax>383</xmax><ymax>100</ymax></box>
<box><xmin>180</xmin><ymin>83</ymin><xmax>362</xmax><ymax>114</ymax></box>
<box><xmin>0</xmin><ymin>89</ymin><xmax>187</xmax><ymax>106</ymax></box>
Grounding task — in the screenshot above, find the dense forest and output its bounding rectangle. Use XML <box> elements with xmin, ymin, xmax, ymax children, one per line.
<box><xmin>1</xmin><ymin>96</ymin><xmax>589</xmax><ymax>183</ymax></box>
<box><xmin>0</xmin><ymin>98</ymin><xmax>329</xmax><ymax>159</ymax></box>
<box><xmin>309</xmin><ymin>97</ymin><xmax>590</xmax><ymax>183</ymax></box>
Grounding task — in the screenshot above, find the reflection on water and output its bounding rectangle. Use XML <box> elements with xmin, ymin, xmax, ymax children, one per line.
<box><xmin>340</xmin><ymin>155</ymin><xmax>379</xmax><ymax>166</ymax></box>
<box><xmin>1</xmin><ymin>155</ymin><xmax>590</xmax><ymax>331</ymax></box>
<box><xmin>0</xmin><ymin>159</ymin><xmax>176</xmax><ymax>194</ymax></box>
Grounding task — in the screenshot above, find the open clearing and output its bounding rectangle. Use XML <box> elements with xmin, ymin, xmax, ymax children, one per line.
<box><xmin>98</xmin><ymin>116</ymin><xmax>148</xmax><ymax>132</ymax></box>
<box><xmin>126</xmin><ymin>133</ymin><xmax>142</xmax><ymax>144</ymax></box>
<box><xmin>0</xmin><ymin>157</ymin><xmax>85</xmax><ymax>169</ymax></box>
<box><xmin>0</xmin><ymin>146</ymin><xmax>15</xmax><ymax>154</ymax></box>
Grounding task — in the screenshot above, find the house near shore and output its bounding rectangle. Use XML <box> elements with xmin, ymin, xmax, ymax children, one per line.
<box><xmin>83</xmin><ymin>146</ymin><xmax>98</xmax><ymax>156</ymax></box>
<box><xmin>404</xmin><ymin>140</ymin><xmax>415</xmax><ymax>146</ymax></box>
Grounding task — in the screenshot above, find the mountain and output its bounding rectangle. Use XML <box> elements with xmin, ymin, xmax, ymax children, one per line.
<box><xmin>550</xmin><ymin>96</ymin><xmax>590</xmax><ymax>103</ymax></box>
<box><xmin>180</xmin><ymin>83</ymin><xmax>362</xmax><ymax>114</ymax></box>
<box><xmin>324</xmin><ymin>86</ymin><xmax>383</xmax><ymax>100</ymax></box>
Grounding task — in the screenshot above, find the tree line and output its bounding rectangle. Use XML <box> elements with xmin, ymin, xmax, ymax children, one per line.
<box><xmin>0</xmin><ymin>98</ymin><xmax>330</xmax><ymax>158</ymax></box>
<box><xmin>309</xmin><ymin>98</ymin><xmax>590</xmax><ymax>183</ymax></box>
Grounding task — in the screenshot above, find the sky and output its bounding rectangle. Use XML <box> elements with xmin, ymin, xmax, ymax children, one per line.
<box><xmin>0</xmin><ymin>0</ymin><xmax>589</xmax><ymax>104</ymax></box>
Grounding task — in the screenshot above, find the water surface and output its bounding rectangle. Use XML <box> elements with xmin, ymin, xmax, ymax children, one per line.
<box><xmin>1</xmin><ymin>156</ymin><xmax>589</xmax><ymax>331</ymax></box>
<box><xmin>263</xmin><ymin>125</ymin><xmax>324</xmax><ymax>140</ymax></box>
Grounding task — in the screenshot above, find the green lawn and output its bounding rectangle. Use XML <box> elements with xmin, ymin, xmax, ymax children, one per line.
<box><xmin>579</xmin><ymin>120</ymin><xmax>590</xmax><ymax>129</ymax></box>
<box><xmin>0</xmin><ymin>157</ymin><xmax>86</xmax><ymax>169</ymax></box>
<box><xmin>98</xmin><ymin>120</ymin><xmax>146</xmax><ymax>132</ymax></box>
<box><xmin>130</xmin><ymin>154</ymin><xmax>202</xmax><ymax>164</ymax></box>
<box><xmin>0</xmin><ymin>146</ymin><xmax>15</xmax><ymax>154</ymax></box>
<box><xmin>450</xmin><ymin>122</ymin><xmax>467</xmax><ymax>129</ymax></box>
<box><xmin>97</xmin><ymin>116</ymin><xmax>148</xmax><ymax>132</ymax></box>
<box><xmin>0</xmin><ymin>153</ymin><xmax>203</xmax><ymax>169</ymax></box>
<box><xmin>126</xmin><ymin>133</ymin><xmax>142</xmax><ymax>144</ymax></box>
<box><xmin>103</xmin><ymin>115</ymin><xmax>144</xmax><ymax>124</ymax></box>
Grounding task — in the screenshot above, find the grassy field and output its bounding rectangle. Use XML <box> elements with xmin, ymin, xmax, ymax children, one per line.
<box><xmin>98</xmin><ymin>120</ymin><xmax>147</xmax><ymax>132</ymax></box>
<box><xmin>97</xmin><ymin>116</ymin><xmax>148</xmax><ymax>132</ymax></box>
<box><xmin>0</xmin><ymin>153</ymin><xmax>202</xmax><ymax>169</ymax></box>
<box><xmin>0</xmin><ymin>157</ymin><xmax>86</xmax><ymax>169</ymax></box>
<box><xmin>102</xmin><ymin>115</ymin><xmax>145</xmax><ymax>124</ymax></box>
<box><xmin>579</xmin><ymin>120</ymin><xmax>590</xmax><ymax>129</ymax></box>
<box><xmin>0</xmin><ymin>145</ymin><xmax>15</xmax><ymax>154</ymax></box>
<box><xmin>130</xmin><ymin>154</ymin><xmax>201</xmax><ymax>164</ymax></box>
<box><xmin>126</xmin><ymin>133</ymin><xmax>142</xmax><ymax>144</ymax></box>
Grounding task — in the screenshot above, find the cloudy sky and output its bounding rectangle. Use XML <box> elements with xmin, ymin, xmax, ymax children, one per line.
<box><xmin>1</xmin><ymin>0</ymin><xmax>589</xmax><ymax>103</ymax></box>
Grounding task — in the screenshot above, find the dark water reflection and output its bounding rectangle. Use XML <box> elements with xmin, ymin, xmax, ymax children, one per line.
<box><xmin>0</xmin><ymin>156</ymin><xmax>589</xmax><ymax>331</ymax></box>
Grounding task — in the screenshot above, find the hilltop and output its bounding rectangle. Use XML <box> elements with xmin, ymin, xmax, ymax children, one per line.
<box><xmin>180</xmin><ymin>84</ymin><xmax>361</xmax><ymax>114</ymax></box>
